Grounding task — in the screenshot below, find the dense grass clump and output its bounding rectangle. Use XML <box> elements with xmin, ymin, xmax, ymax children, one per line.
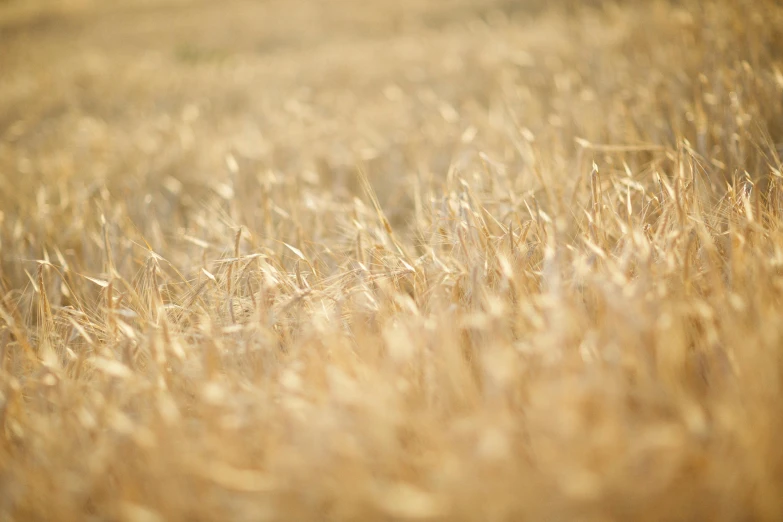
<box><xmin>2</xmin><ymin>0</ymin><xmax>783</xmax><ymax>520</ymax></box>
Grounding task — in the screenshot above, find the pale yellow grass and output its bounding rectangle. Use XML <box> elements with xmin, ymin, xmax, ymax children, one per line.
<box><xmin>1</xmin><ymin>0</ymin><xmax>783</xmax><ymax>520</ymax></box>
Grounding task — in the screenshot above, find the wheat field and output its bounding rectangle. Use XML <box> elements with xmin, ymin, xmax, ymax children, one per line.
<box><xmin>1</xmin><ymin>0</ymin><xmax>783</xmax><ymax>520</ymax></box>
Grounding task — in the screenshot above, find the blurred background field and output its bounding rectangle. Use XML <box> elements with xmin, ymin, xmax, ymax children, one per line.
<box><xmin>2</xmin><ymin>1</ymin><xmax>783</xmax><ymax>521</ymax></box>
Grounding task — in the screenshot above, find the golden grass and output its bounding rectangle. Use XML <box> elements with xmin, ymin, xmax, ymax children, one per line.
<box><xmin>2</xmin><ymin>0</ymin><xmax>783</xmax><ymax>520</ymax></box>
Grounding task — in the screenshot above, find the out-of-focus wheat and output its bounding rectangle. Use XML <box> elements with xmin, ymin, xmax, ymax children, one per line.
<box><xmin>1</xmin><ymin>0</ymin><xmax>783</xmax><ymax>520</ymax></box>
